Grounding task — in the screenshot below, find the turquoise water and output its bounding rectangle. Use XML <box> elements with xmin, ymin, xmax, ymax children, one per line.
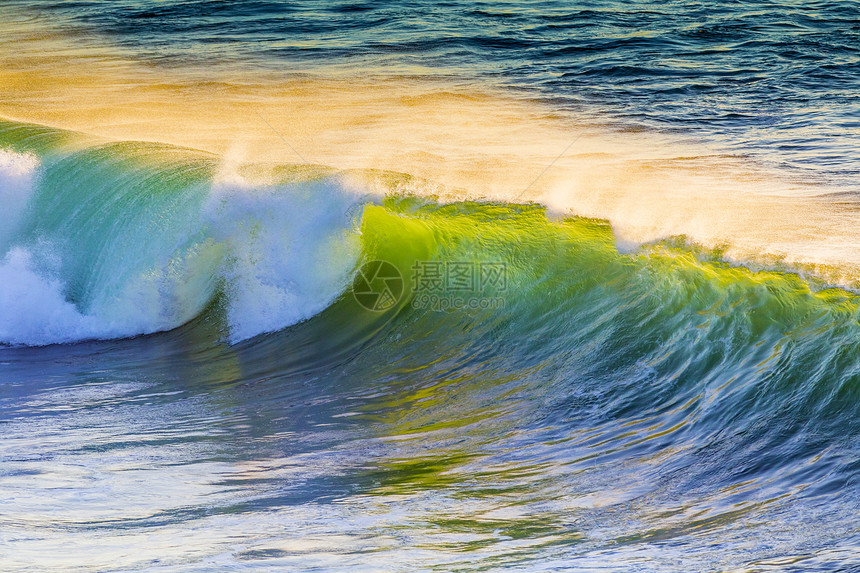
<box><xmin>1</xmin><ymin>2</ymin><xmax>859</xmax><ymax>571</ymax></box>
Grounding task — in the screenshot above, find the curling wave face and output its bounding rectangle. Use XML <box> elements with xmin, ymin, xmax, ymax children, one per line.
<box><xmin>0</xmin><ymin>120</ymin><xmax>363</xmax><ymax>346</ymax></box>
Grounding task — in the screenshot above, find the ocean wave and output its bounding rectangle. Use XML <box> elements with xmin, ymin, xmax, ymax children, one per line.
<box><xmin>0</xmin><ymin>118</ymin><xmax>857</xmax><ymax>350</ymax></box>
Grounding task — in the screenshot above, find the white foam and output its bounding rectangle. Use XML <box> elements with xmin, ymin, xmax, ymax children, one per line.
<box><xmin>0</xmin><ymin>247</ymin><xmax>106</xmax><ymax>346</ymax></box>
<box><xmin>0</xmin><ymin>149</ymin><xmax>39</xmax><ymax>252</ymax></box>
<box><xmin>206</xmin><ymin>171</ymin><xmax>362</xmax><ymax>343</ymax></box>
<box><xmin>0</xmin><ymin>240</ymin><xmax>237</xmax><ymax>347</ymax></box>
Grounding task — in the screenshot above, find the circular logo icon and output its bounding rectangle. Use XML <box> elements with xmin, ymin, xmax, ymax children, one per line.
<box><xmin>352</xmin><ymin>260</ymin><xmax>404</xmax><ymax>312</ymax></box>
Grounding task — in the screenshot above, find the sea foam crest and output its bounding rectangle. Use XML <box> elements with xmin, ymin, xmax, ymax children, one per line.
<box><xmin>205</xmin><ymin>170</ymin><xmax>363</xmax><ymax>343</ymax></box>
<box><xmin>0</xmin><ymin>149</ymin><xmax>39</xmax><ymax>251</ymax></box>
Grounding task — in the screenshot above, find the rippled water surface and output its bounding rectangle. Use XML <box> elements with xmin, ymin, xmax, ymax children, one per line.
<box><xmin>7</xmin><ymin>0</ymin><xmax>860</xmax><ymax>183</ymax></box>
